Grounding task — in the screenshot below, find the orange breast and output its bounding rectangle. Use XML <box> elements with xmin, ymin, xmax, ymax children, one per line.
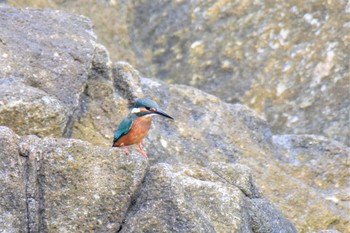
<box><xmin>115</xmin><ymin>116</ymin><xmax>152</xmax><ymax>146</ymax></box>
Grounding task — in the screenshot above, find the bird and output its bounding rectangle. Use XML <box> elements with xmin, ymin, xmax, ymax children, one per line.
<box><xmin>112</xmin><ymin>98</ymin><xmax>174</xmax><ymax>158</ymax></box>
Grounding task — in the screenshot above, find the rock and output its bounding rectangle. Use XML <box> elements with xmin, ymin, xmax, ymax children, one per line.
<box><xmin>6</xmin><ymin>0</ymin><xmax>349</xmax><ymax>146</ymax></box>
<box><xmin>0</xmin><ymin>124</ymin><xmax>148</xmax><ymax>232</ymax></box>
<box><xmin>273</xmin><ymin>134</ymin><xmax>350</xmax><ymax>203</ymax></box>
<box><xmin>0</xmin><ymin>80</ymin><xmax>67</xmax><ymax>137</ymax></box>
<box><xmin>6</xmin><ymin>0</ymin><xmax>136</xmax><ymax>64</ymax></box>
<box><xmin>12</xmin><ymin>127</ymin><xmax>147</xmax><ymax>232</ymax></box>
<box><xmin>121</xmin><ymin>163</ymin><xmax>296</xmax><ymax>233</ymax></box>
<box><xmin>272</xmin><ymin>134</ymin><xmax>350</xmax><ymax>232</ymax></box>
<box><xmin>0</xmin><ymin>126</ymin><xmax>27</xmax><ymax>232</ymax></box>
<box><xmin>126</xmin><ymin>0</ymin><xmax>350</xmax><ymax>146</ymax></box>
<box><xmin>0</xmin><ymin>5</ymin><xmax>96</xmax><ymax>112</ymax></box>
<box><xmin>112</xmin><ymin>61</ymin><xmax>145</xmax><ymax>102</ymax></box>
<box><xmin>0</xmin><ymin>5</ymin><xmax>347</xmax><ymax>232</ymax></box>
<box><xmin>0</xmin><ymin>5</ymin><xmax>97</xmax><ymax>137</ymax></box>
<box><xmin>0</xmin><ymin>5</ymin><xmax>127</xmax><ymax>142</ymax></box>
<box><xmin>133</xmin><ymin>72</ymin><xmax>350</xmax><ymax>232</ymax></box>
<box><xmin>309</xmin><ymin>230</ymin><xmax>342</xmax><ymax>233</ymax></box>
<box><xmin>70</xmin><ymin>44</ymin><xmax>128</xmax><ymax>146</ymax></box>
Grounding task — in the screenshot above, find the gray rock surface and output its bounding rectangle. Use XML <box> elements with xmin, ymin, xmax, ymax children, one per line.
<box><xmin>6</xmin><ymin>0</ymin><xmax>136</xmax><ymax>64</ymax></box>
<box><xmin>127</xmin><ymin>0</ymin><xmax>350</xmax><ymax>146</ymax></box>
<box><xmin>0</xmin><ymin>126</ymin><xmax>27</xmax><ymax>232</ymax></box>
<box><xmin>0</xmin><ymin>126</ymin><xmax>148</xmax><ymax>232</ymax></box>
<box><xmin>0</xmin><ymin>5</ymin><xmax>96</xmax><ymax>137</ymax></box>
<box><xmin>0</xmin><ymin>80</ymin><xmax>67</xmax><ymax>137</ymax></box>
<box><xmin>8</xmin><ymin>0</ymin><xmax>349</xmax><ymax>146</ymax></box>
<box><xmin>135</xmin><ymin>74</ymin><xmax>350</xmax><ymax>232</ymax></box>
<box><xmin>273</xmin><ymin>134</ymin><xmax>350</xmax><ymax>203</ymax></box>
<box><xmin>0</xmin><ymin>5</ymin><xmax>348</xmax><ymax>233</ymax></box>
<box><xmin>121</xmin><ymin>163</ymin><xmax>296</xmax><ymax>233</ymax></box>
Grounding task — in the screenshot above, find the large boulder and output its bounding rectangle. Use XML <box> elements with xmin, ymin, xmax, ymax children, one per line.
<box><xmin>134</xmin><ymin>74</ymin><xmax>350</xmax><ymax>232</ymax></box>
<box><xmin>126</xmin><ymin>0</ymin><xmax>350</xmax><ymax>146</ymax></box>
<box><xmin>121</xmin><ymin>163</ymin><xmax>296</xmax><ymax>233</ymax></box>
<box><xmin>9</xmin><ymin>0</ymin><xmax>349</xmax><ymax>145</ymax></box>
<box><xmin>71</xmin><ymin>53</ymin><xmax>349</xmax><ymax>231</ymax></box>
<box><xmin>0</xmin><ymin>4</ymin><xmax>97</xmax><ymax>137</ymax></box>
<box><xmin>0</xmin><ymin>5</ymin><xmax>348</xmax><ymax>233</ymax></box>
<box><xmin>6</xmin><ymin>0</ymin><xmax>136</xmax><ymax>64</ymax></box>
<box><xmin>0</xmin><ymin>126</ymin><xmax>148</xmax><ymax>232</ymax></box>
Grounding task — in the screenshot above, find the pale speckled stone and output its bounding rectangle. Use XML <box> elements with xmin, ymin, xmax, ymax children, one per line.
<box><xmin>19</xmin><ymin>135</ymin><xmax>148</xmax><ymax>232</ymax></box>
<box><xmin>120</xmin><ymin>163</ymin><xmax>296</xmax><ymax>233</ymax></box>
<box><xmin>137</xmin><ymin>75</ymin><xmax>350</xmax><ymax>232</ymax></box>
<box><xmin>0</xmin><ymin>4</ymin><xmax>348</xmax><ymax>233</ymax></box>
<box><xmin>0</xmin><ymin>81</ymin><xmax>67</xmax><ymax>137</ymax></box>
<box><xmin>0</xmin><ymin>126</ymin><xmax>27</xmax><ymax>232</ymax></box>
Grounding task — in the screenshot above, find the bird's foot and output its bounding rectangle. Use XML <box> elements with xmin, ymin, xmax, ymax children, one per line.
<box><xmin>137</xmin><ymin>144</ymin><xmax>148</xmax><ymax>158</ymax></box>
<box><xmin>123</xmin><ymin>146</ymin><xmax>129</xmax><ymax>154</ymax></box>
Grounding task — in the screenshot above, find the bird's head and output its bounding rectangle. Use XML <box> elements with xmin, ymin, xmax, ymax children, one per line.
<box><xmin>131</xmin><ymin>98</ymin><xmax>174</xmax><ymax>119</ymax></box>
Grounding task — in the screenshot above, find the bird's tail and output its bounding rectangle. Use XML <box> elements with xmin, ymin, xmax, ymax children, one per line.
<box><xmin>112</xmin><ymin>139</ymin><xmax>117</xmax><ymax>147</ymax></box>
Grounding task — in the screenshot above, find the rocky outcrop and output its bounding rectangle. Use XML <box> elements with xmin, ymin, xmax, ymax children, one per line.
<box><xmin>0</xmin><ymin>81</ymin><xmax>67</xmax><ymax>137</ymax></box>
<box><xmin>8</xmin><ymin>0</ymin><xmax>349</xmax><ymax>146</ymax></box>
<box><xmin>0</xmin><ymin>5</ymin><xmax>349</xmax><ymax>233</ymax></box>
<box><xmin>6</xmin><ymin>0</ymin><xmax>136</xmax><ymax>64</ymax></box>
<box><xmin>0</xmin><ymin>5</ymin><xmax>96</xmax><ymax>137</ymax></box>
<box><xmin>128</xmin><ymin>0</ymin><xmax>350</xmax><ymax>146</ymax></box>
<box><xmin>135</xmin><ymin>75</ymin><xmax>350</xmax><ymax>233</ymax></box>
<box><xmin>121</xmin><ymin>163</ymin><xmax>296</xmax><ymax>233</ymax></box>
<box><xmin>0</xmin><ymin>126</ymin><xmax>148</xmax><ymax>232</ymax></box>
<box><xmin>0</xmin><ymin>123</ymin><xmax>297</xmax><ymax>232</ymax></box>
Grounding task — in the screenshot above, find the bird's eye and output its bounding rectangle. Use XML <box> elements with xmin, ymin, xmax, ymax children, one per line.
<box><xmin>145</xmin><ymin>107</ymin><xmax>151</xmax><ymax>110</ymax></box>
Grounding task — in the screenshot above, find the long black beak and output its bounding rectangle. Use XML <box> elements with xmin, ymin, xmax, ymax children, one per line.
<box><xmin>154</xmin><ymin>109</ymin><xmax>174</xmax><ymax>120</ymax></box>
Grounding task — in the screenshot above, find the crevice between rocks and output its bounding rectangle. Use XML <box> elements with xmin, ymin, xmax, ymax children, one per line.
<box><xmin>117</xmin><ymin>166</ymin><xmax>150</xmax><ymax>233</ymax></box>
<box><xmin>19</xmin><ymin>140</ymin><xmax>48</xmax><ymax>233</ymax></box>
<box><xmin>210</xmin><ymin>169</ymin><xmax>261</xmax><ymax>199</ymax></box>
<box><xmin>62</xmin><ymin>44</ymin><xmax>98</xmax><ymax>138</ymax></box>
<box><xmin>62</xmin><ymin>83</ymin><xmax>89</xmax><ymax>138</ymax></box>
<box><xmin>20</xmin><ymin>153</ymin><xmax>31</xmax><ymax>233</ymax></box>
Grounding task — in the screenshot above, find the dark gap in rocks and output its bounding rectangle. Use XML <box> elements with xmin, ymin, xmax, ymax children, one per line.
<box><xmin>62</xmin><ymin>44</ymin><xmax>98</xmax><ymax>138</ymax></box>
<box><xmin>62</xmin><ymin>82</ymin><xmax>89</xmax><ymax>138</ymax></box>
<box><xmin>117</xmin><ymin>166</ymin><xmax>150</xmax><ymax>232</ymax></box>
<box><xmin>19</xmin><ymin>148</ymin><xmax>31</xmax><ymax>233</ymax></box>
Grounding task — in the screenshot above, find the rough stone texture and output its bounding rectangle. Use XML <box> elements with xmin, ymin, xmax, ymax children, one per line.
<box><xmin>72</xmin><ymin>58</ymin><xmax>350</xmax><ymax>232</ymax></box>
<box><xmin>121</xmin><ymin>163</ymin><xmax>296</xmax><ymax>233</ymax></box>
<box><xmin>136</xmin><ymin>75</ymin><xmax>350</xmax><ymax>233</ymax></box>
<box><xmin>127</xmin><ymin>0</ymin><xmax>350</xmax><ymax>146</ymax></box>
<box><xmin>0</xmin><ymin>5</ymin><xmax>96</xmax><ymax>112</ymax></box>
<box><xmin>0</xmin><ymin>80</ymin><xmax>67</xmax><ymax>137</ymax></box>
<box><xmin>22</xmin><ymin>136</ymin><xmax>148</xmax><ymax>232</ymax></box>
<box><xmin>0</xmin><ymin>126</ymin><xmax>27</xmax><ymax>232</ymax></box>
<box><xmin>10</xmin><ymin>0</ymin><xmax>349</xmax><ymax>145</ymax></box>
<box><xmin>6</xmin><ymin>128</ymin><xmax>148</xmax><ymax>233</ymax></box>
<box><xmin>0</xmin><ymin>5</ymin><xmax>348</xmax><ymax>233</ymax></box>
<box><xmin>310</xmin><ymin>230</ymin><xmax>342</xmax><ymax>233</ymax></box>
<box><xmin>7</xmin><ymin>0</ymin><xmax>136</xmax><ymax>64</ymax></box>
<box><xmin>273</xmin><ymin>134</ymin><xmax>350</xmax><ymax>206</ymax></box>
<box><xmin>0</xmin><ymin>4</ymin><xmax>98</xmax><ymax>138</ymax></box>
<box><xmin>272</xmin><ymin>135</ymin><xmax>350</xmax><ymax>232</ymax></box>
<box><xmin>70</xmin><ymin>44</ymin><xmax>128</xmax><ymax>146</ymax></box>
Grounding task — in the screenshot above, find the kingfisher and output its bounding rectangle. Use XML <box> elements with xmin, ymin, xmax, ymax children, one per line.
<box><xmin>112</xmin><ymin>98</ymin><xmax>174</xmax><ymax>158</ymax></box>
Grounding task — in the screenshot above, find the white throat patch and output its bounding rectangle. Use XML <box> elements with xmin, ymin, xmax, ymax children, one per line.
<box><xmin>131</xmin><ymin>108</ymin><xmax>141</xmax><ymax>113</ymax></box>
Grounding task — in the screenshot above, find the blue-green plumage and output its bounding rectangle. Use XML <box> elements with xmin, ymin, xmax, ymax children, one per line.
<box><xmin>113</xmin><ymin>113</ymin><xmax>136</xmax><ymax>145</ymax></box>
<box><xmin>133</xmin><ymin>98</ymin><xmax>159</xmax><ymax>109</ymax></box>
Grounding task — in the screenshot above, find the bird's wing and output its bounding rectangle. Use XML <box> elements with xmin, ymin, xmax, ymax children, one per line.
<box><xmin>113</xmin><ymin>114</ymin><xmax>135</xmax><ymax>145</ymax></box>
